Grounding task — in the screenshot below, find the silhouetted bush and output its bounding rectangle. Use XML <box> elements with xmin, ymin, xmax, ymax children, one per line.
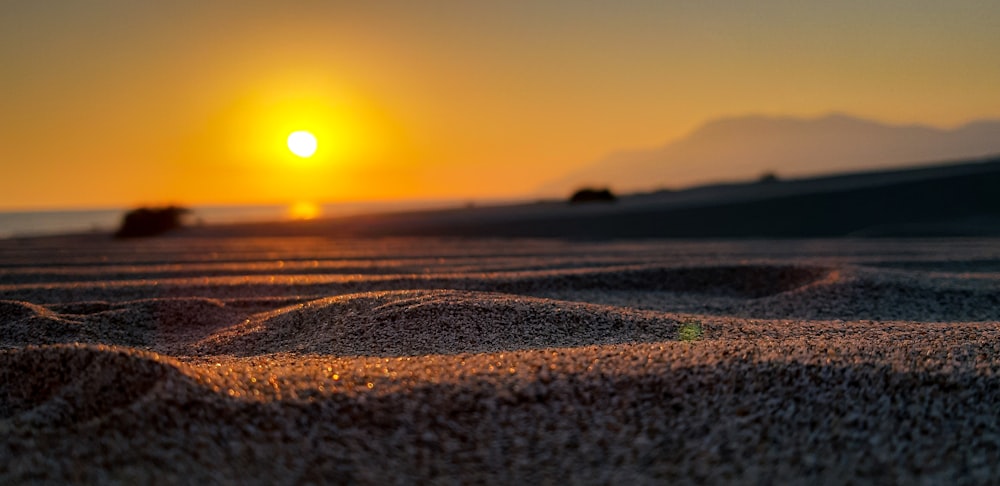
<box><xmin>757</xmin><ymin>171</ymin><xmax>780</xmax><ymax>184</ymax></box>
<box><xmin>569</xmin><ymin>188</ymin><xmax>617</xmax><ymax>204</ymax></box>
<box><xmin>114</xmin><ymin>206</ymin><xmax>190</xmax><ymax>238</ymax></box>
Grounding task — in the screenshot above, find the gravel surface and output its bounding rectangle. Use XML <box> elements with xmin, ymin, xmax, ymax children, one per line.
<box><xmin>2</xmin><ymin>236</ymin><xmax>1000</xmax><ymax>484</ymax></box>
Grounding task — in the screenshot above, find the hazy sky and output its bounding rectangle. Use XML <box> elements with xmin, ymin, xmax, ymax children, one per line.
<box><xmin>2</xmin><ymin>1</ymin><xmax>999</xmax><ymax>209</ymax></box>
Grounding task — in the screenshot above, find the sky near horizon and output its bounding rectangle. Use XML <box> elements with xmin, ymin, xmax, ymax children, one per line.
<box><xmin>2</xmin><ymin>1</ymin><xmax>999</xmax><ymax>210</ymax></box>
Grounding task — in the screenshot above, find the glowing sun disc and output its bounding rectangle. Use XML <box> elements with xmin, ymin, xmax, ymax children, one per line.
<box><xmin>287</xmin><ymin>131</ymin><xmax>318</xmax><ymax>158</ymax></box>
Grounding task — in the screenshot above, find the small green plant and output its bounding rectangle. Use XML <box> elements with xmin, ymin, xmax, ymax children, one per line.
<box><xmin>678</xmin><ymin>321</ymin><xmax>703</xmax><ymax>342</ymax></box>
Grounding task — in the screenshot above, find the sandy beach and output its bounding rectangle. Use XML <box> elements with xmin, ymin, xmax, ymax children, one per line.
<box><xmin>3</xmin><ymin>235</ymin><xmax>1000</xmax><ymax>483</ymax></box>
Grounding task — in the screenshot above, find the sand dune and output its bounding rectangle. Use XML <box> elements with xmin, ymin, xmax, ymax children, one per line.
<box><xmin>199</xmin><ymin>290</ymin><xmax>681</xmax><ymax>357</ymax></box>
<box><xmin>2</xmin><ymin>235</ymin><xmax>1000</xmax><ymax>483</ymax></box>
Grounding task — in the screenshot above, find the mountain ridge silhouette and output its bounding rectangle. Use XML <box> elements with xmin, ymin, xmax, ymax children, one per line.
<box><xmin>540</xmin><ymin>113</ymin><xmax>1000</xmax><ymax>195</ymax></box>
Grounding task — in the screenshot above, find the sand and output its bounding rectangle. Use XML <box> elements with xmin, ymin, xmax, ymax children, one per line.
<box><xmin>2</xmin><ymin>235</ymin><xmax>1000</xmax><ymax>484</ymax></box>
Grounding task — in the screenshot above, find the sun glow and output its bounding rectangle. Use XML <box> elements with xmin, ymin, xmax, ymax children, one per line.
<box><xmin>216</xmin><ymin>86</ymin><xmax>386</xmax><ymax>173</ymax></box>
<box><xmin>164</xmin><ymin>79</ymin><xmax>418</xmax><ymax>204</ymax></box>
<box><xmin>287</xmin><ymin>131</ymin><xmax>318</xmax><ymax>158</ymax></box>
<box><xmin>288</xmin><ymin>201</ymin><xmax>321</xmax><ymax>220</ymax></box>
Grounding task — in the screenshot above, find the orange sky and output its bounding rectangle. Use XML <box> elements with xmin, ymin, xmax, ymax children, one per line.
<box><xmin>2</xmin><ymin>1</ymin><xmax>999</xmax><ymax>210</ymax></box>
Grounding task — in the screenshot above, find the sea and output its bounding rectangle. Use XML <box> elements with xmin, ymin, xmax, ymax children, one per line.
<box><xmin>0</xmin><ymin>199</ymin><xmax>519</xmax><ymax>239</ymax></box>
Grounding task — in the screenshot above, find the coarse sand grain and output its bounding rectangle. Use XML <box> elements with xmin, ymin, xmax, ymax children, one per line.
<box><xmin>2</xmin><ymin>236</ymin><xmax>1000</xmax><ymax>484</ymax></box>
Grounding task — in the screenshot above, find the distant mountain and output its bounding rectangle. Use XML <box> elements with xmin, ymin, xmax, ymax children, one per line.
<box><xmin>539</xmin><ymin>113</ymin><xmax>1000</xmax><ymax>195</ymax></box>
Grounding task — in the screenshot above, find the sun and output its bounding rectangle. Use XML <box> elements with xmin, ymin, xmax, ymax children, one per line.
<box><xmin>287</xmin><ymin>131</ymin><xmax>318</xmax><ymax>158</ymax></box>
<box><xmin>288</xmin><ymin>201</ymin><xmax>321</xmax><ymax>220</ymax></box>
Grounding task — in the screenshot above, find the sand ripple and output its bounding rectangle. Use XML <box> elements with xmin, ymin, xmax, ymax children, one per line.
<box><xmin>0</xmin><ymin>344</ymin><xmax>187</xmax><ymax>428</ymax></box>
<box><xmin>741</xmin><ymin>273</ymin><xmax>1000</xmax><ymax>321</ymax></box>
<box><xmin>1</xmin><ymin>298</ymin><xmax>250</xmax><ymax>352</ymax></box>
<box><xmin>490</xmin><ymin>264</ymin><xmax>831</xmax><ymax>297</ymax></box>
<box><xmin>3</xmin><ymin>236</ymin><xmax>1000</xmax><ymax>483</ymax></box>
<box><xmin>200</xmin><ymin>290</ymin><xmax>682</xmax><ymax>356</ymax></box>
